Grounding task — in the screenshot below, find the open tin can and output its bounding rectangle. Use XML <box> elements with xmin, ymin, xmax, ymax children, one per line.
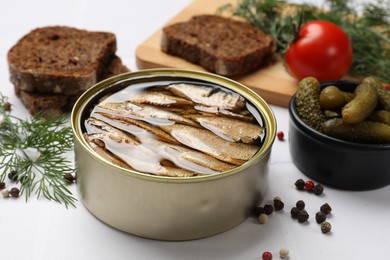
<box><xmin>71</xmin><ymin>69</ymin><xmax>276</xmax><ymax>240</ymax></box>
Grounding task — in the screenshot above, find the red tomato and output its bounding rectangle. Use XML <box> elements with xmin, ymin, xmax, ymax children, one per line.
<box><xmin>285</xmin><ymin>20</ymin><xmax>353</xmax><ymax>81</ymax></box>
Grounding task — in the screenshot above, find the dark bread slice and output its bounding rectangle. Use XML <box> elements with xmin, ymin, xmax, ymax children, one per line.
<box><xmin>161</xmin><ymin>15</ymin><xmax>276</xmax><ymax>77</ymax></box>
<box><xmin>8</xmin><ymin>26</ymin><xmax>117</xmax><ymax>95</ymax></box>
<box><xmin>15</xmin><ymin>55</ymin><xmax>129</xmax><ymax>116</ymax></box>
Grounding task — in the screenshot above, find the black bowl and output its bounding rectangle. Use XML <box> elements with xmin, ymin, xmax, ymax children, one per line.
<box><xmin>289</xmin><ymin>80</ymin><xmax>390</xmax><ymax>190</ymax></box>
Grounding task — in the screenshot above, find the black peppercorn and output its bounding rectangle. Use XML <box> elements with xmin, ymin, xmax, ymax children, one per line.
<box><xmin>273</xmin><ymin>198</ymin><xmax>284</xmax><ymax>211</ymax></box>
<box><xmin>315</xmin><ymin>211</ymin><xmax>327</xmax><ymax>223</ymax></box>
<box><xmin>19</xmin><ymin>175</ymin><xmax>28</xmax><ymax>184</ymax></box>
<box><xmin>4</xmin><ymin>102</ymin><xmax>11</xmax><ymax>112</ymax></box>
<box><xmin>320</xmin><ymin>203</ymin><xmax>332</xmax><ymax>215</ymax></box>
<box><xmin>312</xmin><ymin>184</ymin><xmax>324</xmax><ymax>195</ymax></box>
<box><xmin>254</xmin><ymin>206</ymin><xmax>265</xmax><ymax>217</ymax></box>
<box><xmin>295</xmin><ymin>179</ymin><xmax>305</xmax><ymax>190</ymax></box>
<box><xmin>290</xmin><ymin>207</ymin><xmax>299</xmax><ymax>219</ymax></box>
<box><xmin>9</xmin><ymin>187</ymin><xmax>20</xmax><ymax>197</ymax></box>
<box><xmin>64</xmin><ymin>173</ymin><xmax>76</xmax><ymax>183</ymax></box>
<box><xmin>264</xmin><ymin>204</ymin><xmax>274</xmax><ymax>215</ymax></box>
<box><xmin>8</xmin><ymin>170</ymin><xmax>18</xmax><ymax>181</ymax></box>
<box><xmin>297</xmin><ymin>210</ymin><xmax>309</xmax><ymax>223</ymax></box>
<box><xmin>0</xmin><ymin>182</ymin><xmax>5</xmax><ymax>190</ymax></box>
<box><xmin>296</xmin><ymin>200</ymin><xmax>305</xmax><ymax>210</ymax></box>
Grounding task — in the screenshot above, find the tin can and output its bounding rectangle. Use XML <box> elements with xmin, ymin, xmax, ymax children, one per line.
<box><xmin>71</xmin><ymin>69</ymin><xmax>276</xmax><ymax>240</ymax></box>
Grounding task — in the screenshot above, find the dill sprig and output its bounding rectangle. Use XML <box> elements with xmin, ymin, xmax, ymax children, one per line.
<box><xmin>218</xmin><ymin>0</ymin><xmax>390</xmax><ymax>81</ymax></box>
<box><xmin>0</xmin><ymin>93</ymin><xmax>77</xmax><ymax>208</ymax></box>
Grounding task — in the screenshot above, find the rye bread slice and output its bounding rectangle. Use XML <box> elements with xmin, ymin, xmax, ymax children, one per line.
<box><xmin>15</xmin><ymin>55</ymin><xmax>129</xmax><ymax>116</ymax></box>
<box><xmin>161</xmin><ymin>15</ymin><xmax>276</xmax><ymax>77</ymax></box>
<box><xmin>8</xmin><ymin>26</ymin><xmax>117</xmax><ymax>95</ymax></box>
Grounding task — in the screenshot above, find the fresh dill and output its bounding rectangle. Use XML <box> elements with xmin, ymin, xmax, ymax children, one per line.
<box><xmin>218</xmin><ymin>0</ymin><xmax>390</xmax><ymax>81</ymax></box>
<box><xmin>0</xmin><ymin>93</ymin><xmax>76</xmax><ymax>208</ymax></box>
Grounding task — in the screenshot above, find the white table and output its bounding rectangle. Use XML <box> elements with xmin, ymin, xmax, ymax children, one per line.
<box><xmin>1</xmin><ymin>1</ymin><xmax>389</xmax><ymax>259</ymax></box>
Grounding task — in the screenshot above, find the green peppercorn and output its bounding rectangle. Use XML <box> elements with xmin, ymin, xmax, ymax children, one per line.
<box><xmin>295</xmin><ymin>179</ymin><xmax>305</xmax><ymax>190</ymax></box>
<box><xmin>296</xmin><ymin>200</ymin><xmax>305</xmax><ymax>210</ymax></box>
<box><xmin>321</xmin><ymin>221</ymin><xmax>332</xmax><ymax>233</ymax></box>
<box><xmin>279</xmin><ymin>248</ymin><xmax>289</xmax><ymax>259</ymax></box>
<box><xmin>258</xmin><ymin>213</ymin><xmax>268</xmax><ymax>224</ymax></box>
<box><xmin>1</xmin><ymin>188</ymin><xmax>10</xmax><ymax>197</ymax></box>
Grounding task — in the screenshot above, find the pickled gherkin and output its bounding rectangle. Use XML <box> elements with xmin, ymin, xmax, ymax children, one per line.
<box><xmin>295</xmin><ymin>77</ymin><xmax>326</xmax><ymax>131</ymax></box>
<box><xmin>322</xmin><ymin>118</ymin><xmax>390</xmax><ymax>143</ymax></box>
<box><xmin>370</xmin><ymin>110</ymin><xmax>390</xmax><ymax>125</ymax></box>
<box><xmin>342</xmin><ymin>82</ymin><xmax>378</xmax><ymax>124</ymax></box>
<box><xmin>319</xmin><ymin>85</ymin><xmax>354</xmax><ymax>110</ymax></box>
<box><xmin>295</xmin><ymin>76</ymin><xmax>390</xmax><ymax>144</ymax></box>
<box><xmin>362</xmin><ymin>77</ymin><xmax>390</xmax><ymax>111</ymax></box>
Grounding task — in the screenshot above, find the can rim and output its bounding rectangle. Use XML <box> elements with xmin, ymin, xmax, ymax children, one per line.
<box><xmin>71</xmin><ymin>68</ymin><xmax>276</xmax><ymax>183</ymax></box>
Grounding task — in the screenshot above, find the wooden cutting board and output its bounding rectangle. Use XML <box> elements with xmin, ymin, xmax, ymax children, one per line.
<box><xmin>135</xmin><ymin>0</ymin><xmax>299</xmax><ymax>107</ymax></box>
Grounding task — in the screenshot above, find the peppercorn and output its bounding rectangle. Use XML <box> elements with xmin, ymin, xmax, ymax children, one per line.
<box><xmin>320</xmin><ymin>203</ymin><xmax>332</xmax><ymax>215</ymax></box>
<box><xmin>290</xmin><ymin>207</ymin><xmax>299</xmax><ymax>219</ymax></box>
<box><xmin>0</xmin><ymin>182</ymin><xmax>5</xmax><ymax>190</ymax></box>
<box><xmin>273</xmin><ymin>198</ymin><xmax>284</xmax><ymax>211</ymax></box>
<box><xmin>8</xmin><ymin>170</ymin><xmax>18</xmax><ymax>181</ymax></box>
<box><xmin>254</xmin><ymin>206</ymin><xmax>265</xmax><ymax>217</ymax></box>
<box><xmin>297</xmin><ymin>210</ymin><xmax>309</xmax><ymax>223</ymax></box>
<box><xmin>279</xmin><ymin>248</ymin><xmax>289</xmax><ymax>259</ymax></box>
<box><xmin>64</xmin><ymin>173</ymin><xmax>76</xmax><ymax>183</ymax></box>
<box><xmin>4</xmin><ymin>102</ymin><xmax>11</xmax><ymax>111</ymax></box>
<box><xmin>295</xmin><ymin>179</ymin><xmax>305</xmax><ymax>190</ymax></box>
<box><xmin>262</xmin><ymin>251</ymin><xmax>273</xmax><ymax>260</ymax></box>
<box><xmin>10</xmin><ymin>187</ymin><xmax>20</xmax><ymax>197</ymax></box>
<box><xmin>315</xmin><ymin>211</ymin><xmax>327</xmax><ymax>224</ymax></box>
<box><xmin>19</xmin><ymin>175</ymin><xmax>28</xmax><ymax>185</ymax></box>
<box><xmin>1</xmin><ymin>188</ymin><xmax>10</xmax><ymax>197</ymax></box>
<box><xmin>296</xmin><ymin>200</ymin><xmax>305</xmax><ymax>210</ymax></box>
<box><xmin>277</xmin><ymin>131</ymin><xmax>284</xmax><ymax>141</ymax></box>
<box><xmin>321</xmin><ymin>221</ymin><xmax>332</xmax><ymax>233</ymax></box>
<box><xmin>312</xmin><ymin>183</ymin><xmax>324</xmax><ymax>195</ymax></box>
<box><xmin>304</xmin><ymin>180</ymin><xmax>315</xmax><ymax>191</ymax></box>
<box><xmin>264</xmin><ymin>204</ymin><xmax>274</xmax><ymax>215</ymax></box>
<box><xmin>258</xmin><ymin>213</ymin><xmax>268</xmax><ymax>224</ymax></box>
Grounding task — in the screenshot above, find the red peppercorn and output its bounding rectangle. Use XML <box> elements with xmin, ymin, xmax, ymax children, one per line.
<box><xmin>304</xmin><ymin>180</ymin><xmax>315</xmax><ymax>191</ymax></box>
<box><xmin>385</xmin><ymin>83</ymin><xmax>390</xmax><ymax>91</ymax></box>
<box><xmin>277</xmin><ymin>131</ymin><xmax>284</xmax><ymax>141</ymax></box>
<box><xmin>262</xmin><ymin>251</ymin><xmax>273</xmax><ymax>260</ymax></box>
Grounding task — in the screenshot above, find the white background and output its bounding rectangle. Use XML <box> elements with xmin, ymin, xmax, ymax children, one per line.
<box><xmin>1</xmin><ymin>1</ymin><xmax>389</xmax><ymax>259</ymax></box>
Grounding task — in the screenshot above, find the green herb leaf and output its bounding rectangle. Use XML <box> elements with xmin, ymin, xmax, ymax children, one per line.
<box><xmin>218</xmin><ymin>0</ymin><xmax>390</xmax><ymax>81</ymax></box>
<box><xmin>0</xmin><ymin>93</ymin><xmax>77</xmax><ymax>208</ymax></box>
